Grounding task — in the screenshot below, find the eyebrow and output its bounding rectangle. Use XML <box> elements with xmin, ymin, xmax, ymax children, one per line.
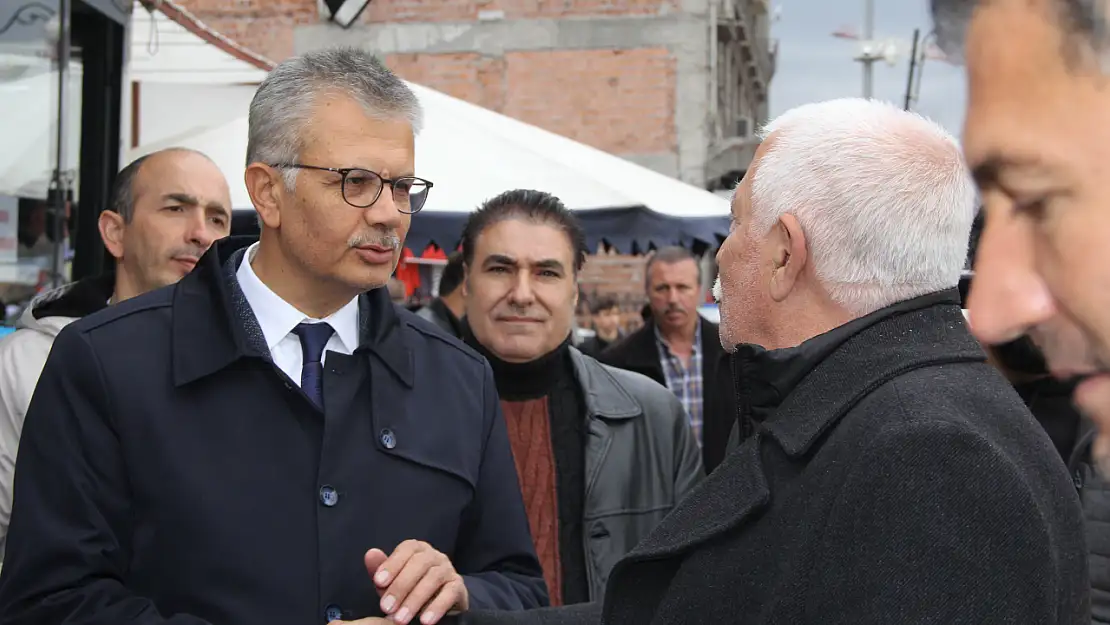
<box><xmin>483</xmin><ymin>254</ymin><xmax>566</xmax><ymax>273</ymax></box>
<box><xmin>969</xmin><ymin>153</ymin><xmax>1048</xmax><ymax>189</ymax></box>
<box><xmin>164</xmin><ymin>193</ymin><xmax>230</xmax><ymax>217</ymax></box>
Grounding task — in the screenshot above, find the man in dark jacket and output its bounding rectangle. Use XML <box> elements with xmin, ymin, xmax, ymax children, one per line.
<box><xmin>452</xmin><ymin>97</ymin><xmax>1090</xmax><ymax>625</ymax></box>
<box><xmin>0</xmin><ymin>48</ymin><xmax>546</xmax><ymax>625</ymax></box>
<box><xmin>416</xmin><ymin>251</ymin><xmax>465</xmax><ymax>337</ymax></box>
<box><xmin>599</xmin><ymin>247</ymin><xmax>736</xmax><ymax>473</ymax></box>
<box><xmin>458</xmin><ymin>189</ymin><xmax>702</xmax><ymax>606</ymax></box>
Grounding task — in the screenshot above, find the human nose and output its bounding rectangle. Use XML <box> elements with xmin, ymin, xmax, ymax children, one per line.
<box><xmin>508</xmin><ymin>272</ymin><xmax>536</xmax><ymax>307</ymax></box>
<box><xmin>187</xmin><ymin>212</ymin><xmax>217</xmax><ymax>249</ymax></box>
<box><xmin>966</xmin><ymin>212</ymin><xmax>1055</xmax><ymax>345</ymax></box>
<box><xmin>365</xmin><ymin>186</ymin><xmax>404</xmax><ymax>230</ymax></box>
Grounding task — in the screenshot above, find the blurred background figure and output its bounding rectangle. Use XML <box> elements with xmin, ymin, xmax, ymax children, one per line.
<box><xmin>387</xmin><ymin>277</ymin><xmax>407</xmax><ymax>305</ymax></box>
<box><xmin>416</xmin><ymin>251</ymin><xmax>465</xmax><ymax>337</ymax></box>
<box><xmin>576</xmin><ymin>295</ymin><xmax>622</xmax><ymax>357</ymax></box>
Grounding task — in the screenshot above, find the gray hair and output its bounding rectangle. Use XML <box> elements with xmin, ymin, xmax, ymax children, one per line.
<box><xmin>931</xmin><ymin>0</ymin><xmax>1110</xmax><ymax>67</ymax></box>
<box><xmin>246</xmin><ymin>46</ymin><xmax>423</xmax><ymax>190</ymax></box>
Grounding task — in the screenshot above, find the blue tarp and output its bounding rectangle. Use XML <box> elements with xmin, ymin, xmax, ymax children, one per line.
<box><xmin>232</xmin><ymin>206</ymin><xmax>728</xmax><ymax>254</ymax></box>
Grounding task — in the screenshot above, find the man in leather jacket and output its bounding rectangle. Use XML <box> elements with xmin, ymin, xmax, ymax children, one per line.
<box><xmin>456</xmin><ymin>189</ymin><xmax>703</xmax><ymax>606</ymax></box>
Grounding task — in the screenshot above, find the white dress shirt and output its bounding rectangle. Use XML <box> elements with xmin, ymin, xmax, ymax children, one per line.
<box><xmin>236</xmin><ymin>243</ymin><xmax>360</xmax><ymax>386</ymax></box>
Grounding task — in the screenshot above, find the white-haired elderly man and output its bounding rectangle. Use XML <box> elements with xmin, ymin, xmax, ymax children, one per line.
<box><xmin>0</xmin><ymin>47</ymin><xmax>547</xmax><ymax>625</ymax></box>
<box><xmin>447</xmin><ymin>98</ymin><xmax>1090</xmax><ymax>625</ymax></box>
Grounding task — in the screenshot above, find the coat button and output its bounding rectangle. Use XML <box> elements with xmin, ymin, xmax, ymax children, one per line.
<box><xmin>380</xmin><ymin>428</ymin><xmax>397</xmax><ymax>449</ymax></box>
<box><xmin>319</xmin><ymin>485</ymin><xmax>339</xmax><ymax>507</ymax></box>
<box><xmin>324</xmin><ymin>604</ymin><xmax>343</xmax><ymax>622</ymax></box>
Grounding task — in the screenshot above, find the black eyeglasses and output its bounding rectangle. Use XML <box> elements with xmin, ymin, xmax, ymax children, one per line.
<box><xmin>272</xmin><ymin>163</ymin><xmax>433</xmax><ymax>214</ymax></box>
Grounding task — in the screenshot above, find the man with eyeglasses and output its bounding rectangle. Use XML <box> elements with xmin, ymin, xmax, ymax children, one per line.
<box><xmin>0</xmin><ymin>47</ymin><xmax>547</xmax><ymax>625</ymax></box>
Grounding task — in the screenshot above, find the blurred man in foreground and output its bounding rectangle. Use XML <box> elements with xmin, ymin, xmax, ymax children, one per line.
<box><xmin>0</xmin><ymin>147</ymin><xmax>231</xmax><ymax>568</ymax></box>
<box><xmin>931</xmin><ymin>0</ymin><xmax>1110</xmax><ymax>473</ymax></box>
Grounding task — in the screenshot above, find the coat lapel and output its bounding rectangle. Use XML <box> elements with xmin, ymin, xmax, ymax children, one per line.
<box><xmin>763</xmin><ymin>298</ymin><xmax>985</xmax><ymax>457</ymax></box>
<box><xmin>616</xmin><ymin>433</ymin><xmax>771</xmax><ymax>563</ymax></box>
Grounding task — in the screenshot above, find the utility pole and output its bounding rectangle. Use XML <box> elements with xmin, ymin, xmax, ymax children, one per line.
<box><xmin>860</xmin><ymin>0</ymin><xmax>875</xmax><ymax>98</ymax></box>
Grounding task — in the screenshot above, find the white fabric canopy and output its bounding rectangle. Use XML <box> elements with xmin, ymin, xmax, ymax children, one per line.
<box><xmin>128</xmin><ymin>82</ymin><xmax>730</xmax><ymax>219</ymax></box>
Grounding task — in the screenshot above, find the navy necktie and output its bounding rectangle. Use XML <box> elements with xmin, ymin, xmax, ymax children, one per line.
<box><xmin>292</xmin><ymin>322</ymin><xmax>334</xmax><ymax>409</ymax></box>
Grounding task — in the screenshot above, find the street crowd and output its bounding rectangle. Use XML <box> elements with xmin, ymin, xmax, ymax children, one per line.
<box><xmin>0</xmin><ymin>0</ymin><xmax>1107</xmax><ymax>623</ymax></box>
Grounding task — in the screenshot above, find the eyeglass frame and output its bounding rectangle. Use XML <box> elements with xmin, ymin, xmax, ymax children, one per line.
<box><xmin>270</xmin><ymin>163</ymin><xmax>434</xmax><ymax>215</ymax></box>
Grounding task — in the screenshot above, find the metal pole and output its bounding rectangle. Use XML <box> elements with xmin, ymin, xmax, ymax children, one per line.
<box><xmin>903</xmin><ymin>28</ymin><xmax>920</xmax><ymax>110</ymax></box>
<box><xmin>862</xmin><ymin>0</ymin><xmax>874</xmax><ymax>98</ymax></box>
<box><xmin>50</xmin><ymin>0</ymin><xmax>72</xmax><ymax>289</ymax></box>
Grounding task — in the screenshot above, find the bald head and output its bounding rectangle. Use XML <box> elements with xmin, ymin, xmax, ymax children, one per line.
<box><xmin>100</xmin><ymin>148</ymin><xmax>233</xmax><ymax>303</ymax></box>
<box><xmin>110</xmin><ymin>149</ymin><xmax>230</xmax><ymax>223</ymax></box>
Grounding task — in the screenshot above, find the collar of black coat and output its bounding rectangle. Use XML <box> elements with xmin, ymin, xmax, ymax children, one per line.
<box><xmin>612</xmin><ymin>288</ymin><xmax>985</xmax><ymax>565</ymax></box>
<box><xmin>756</xmin><ymin>288</ymin><xmax>975</xmax><ymax>456</ymax></box>
<box><xmin>170</xmin><ymin>235</ymin><xmax>413</xmax><ymax>388</ymax></box>
<box><xmin>729</xmin><ymin>289</ymin><xmax>962</xmax><ymax>427</ymax></box>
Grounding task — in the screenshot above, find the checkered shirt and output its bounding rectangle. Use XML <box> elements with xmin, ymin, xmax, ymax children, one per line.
<box><xmin>654</xmin><ymin>323</ymin><xmax>704</xmax><ymax>447</ymax></box>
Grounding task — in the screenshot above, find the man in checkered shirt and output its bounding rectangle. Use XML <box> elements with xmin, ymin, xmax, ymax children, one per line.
<box><xmin>601</xmin><ymin>247</ymin><xmax>734</xmax><ymax>471</ymax></box>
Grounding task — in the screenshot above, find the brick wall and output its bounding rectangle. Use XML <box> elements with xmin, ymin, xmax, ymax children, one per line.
<box><xmin>174</xmin><ymin>0</ymin><xmax>315</xmax><ymax>62</ymax></box>
<box><xmin>576</xmin><ymin>253</ymin><xmax>649</xmax><ymax>332</ymax></box>
<box><xmin>385</xmin><ymin>49</ymin><xmax>676</xmax><ymax>154</ymax></box>
<box><xmin>364</xmin><ymin>0</ymin><xmax>679</xmax><ymax>23</ymax></box>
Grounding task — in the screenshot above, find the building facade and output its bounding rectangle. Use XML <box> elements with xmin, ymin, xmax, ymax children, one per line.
<box><xmin>171</xmin><ymin>0</ymin><xmax>775</xmax><ymax>190</ymax></box>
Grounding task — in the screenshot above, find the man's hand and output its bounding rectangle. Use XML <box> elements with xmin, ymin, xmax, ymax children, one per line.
<box><xmin>364</xmin><ymin>540</ymin><xmax>469</xmax><ymax>625</ymax></box>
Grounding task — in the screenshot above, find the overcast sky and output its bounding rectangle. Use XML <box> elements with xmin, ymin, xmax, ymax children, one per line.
<box><xmin>769</xmin><ymin>0</ymin><xmax>967</xmax><ymax>136</ymax></box>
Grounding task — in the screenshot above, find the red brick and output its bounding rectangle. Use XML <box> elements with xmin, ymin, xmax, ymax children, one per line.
<box><xmin>363</xmin><ymin>0</ymin><xmax>678</xmax><ymax>23</ymax></box>
<box><xmin>386</xmin><ymin>49</ymin><xmax>676</xmax><ymax>154</ymax></box>
<box><xmin>174</xmin><ymin>0</ymin><xmax>315</xmax><ymax>62</ymax></box>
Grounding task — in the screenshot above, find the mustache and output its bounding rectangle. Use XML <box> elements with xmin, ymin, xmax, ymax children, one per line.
<box><xmin>712</xmin><ymin>276</ymin><xmax>722</xmax><ymax>303</ymax></box>
<box><xmin>348</xmin><ymin>230</ymin><xmax>402</xmax><ymax>249</ymax></box>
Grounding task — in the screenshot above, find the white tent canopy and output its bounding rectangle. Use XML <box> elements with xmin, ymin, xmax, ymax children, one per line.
<box><xmin>129</xmin><ymin>83</ymin><xmax>730</xmax><ymax>216</ymax></box>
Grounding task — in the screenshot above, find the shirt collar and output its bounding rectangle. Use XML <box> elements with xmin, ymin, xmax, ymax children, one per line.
<box><xmin>654</xmin><ymin>319</ymin><xmax>703</xmax><ymax>356</ymax></box>
<box><xmin>235</xmin><ymin>242</ymin><xmax>360</xmax><ymax>353</ymax></box>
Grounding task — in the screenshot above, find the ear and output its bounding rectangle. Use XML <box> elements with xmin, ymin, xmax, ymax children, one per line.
<box><xmin>571</xmin><ymin>279</ymin><xmax>580</xmax><ymax>309</ymax></box>
<box><xmin>98</xmin><ymin>210</ymin><xmax>126</xmax><ymax>261</ymax></box>
<box><xmin>768</xmin><ymin>213</ymin><xmax>808</xmax><ymax>302</ymax></box>
<box><xmin>245</xmin><ymin>163</ymin><xmax>285</xmax><ymax>229</ymax></box>
<box><xmin>461</xmin><ymin>264</ymin><xmax>470</xmax><ymax>298</ymax></box>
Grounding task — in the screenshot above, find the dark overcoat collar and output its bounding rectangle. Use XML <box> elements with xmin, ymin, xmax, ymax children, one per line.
<box><xmin>171</xmin><ymin>236</ymin><xmax>414</xmax><ymax>388</ymax></box>
<box><xmin>612</xmin><ymin>291</ymin><xmax>984</xmax><ymax>566</ymax></box>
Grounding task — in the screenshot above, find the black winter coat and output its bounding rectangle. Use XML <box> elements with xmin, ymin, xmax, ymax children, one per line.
<box><xmin>0</xmin><ymin>236</ymin><xmax>547</xmax><ymax>625</ymax></box>
<box><xmin>453</xmin><ymin>292</ymin><xmax>1090</xmax><ymax>625</ymax></box>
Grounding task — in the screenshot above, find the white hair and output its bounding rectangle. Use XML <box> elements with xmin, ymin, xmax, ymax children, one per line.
<box><xmin>749</xmin><ymin>98</ymin><xmax>978</xmax><ymax>316</ymax></box>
